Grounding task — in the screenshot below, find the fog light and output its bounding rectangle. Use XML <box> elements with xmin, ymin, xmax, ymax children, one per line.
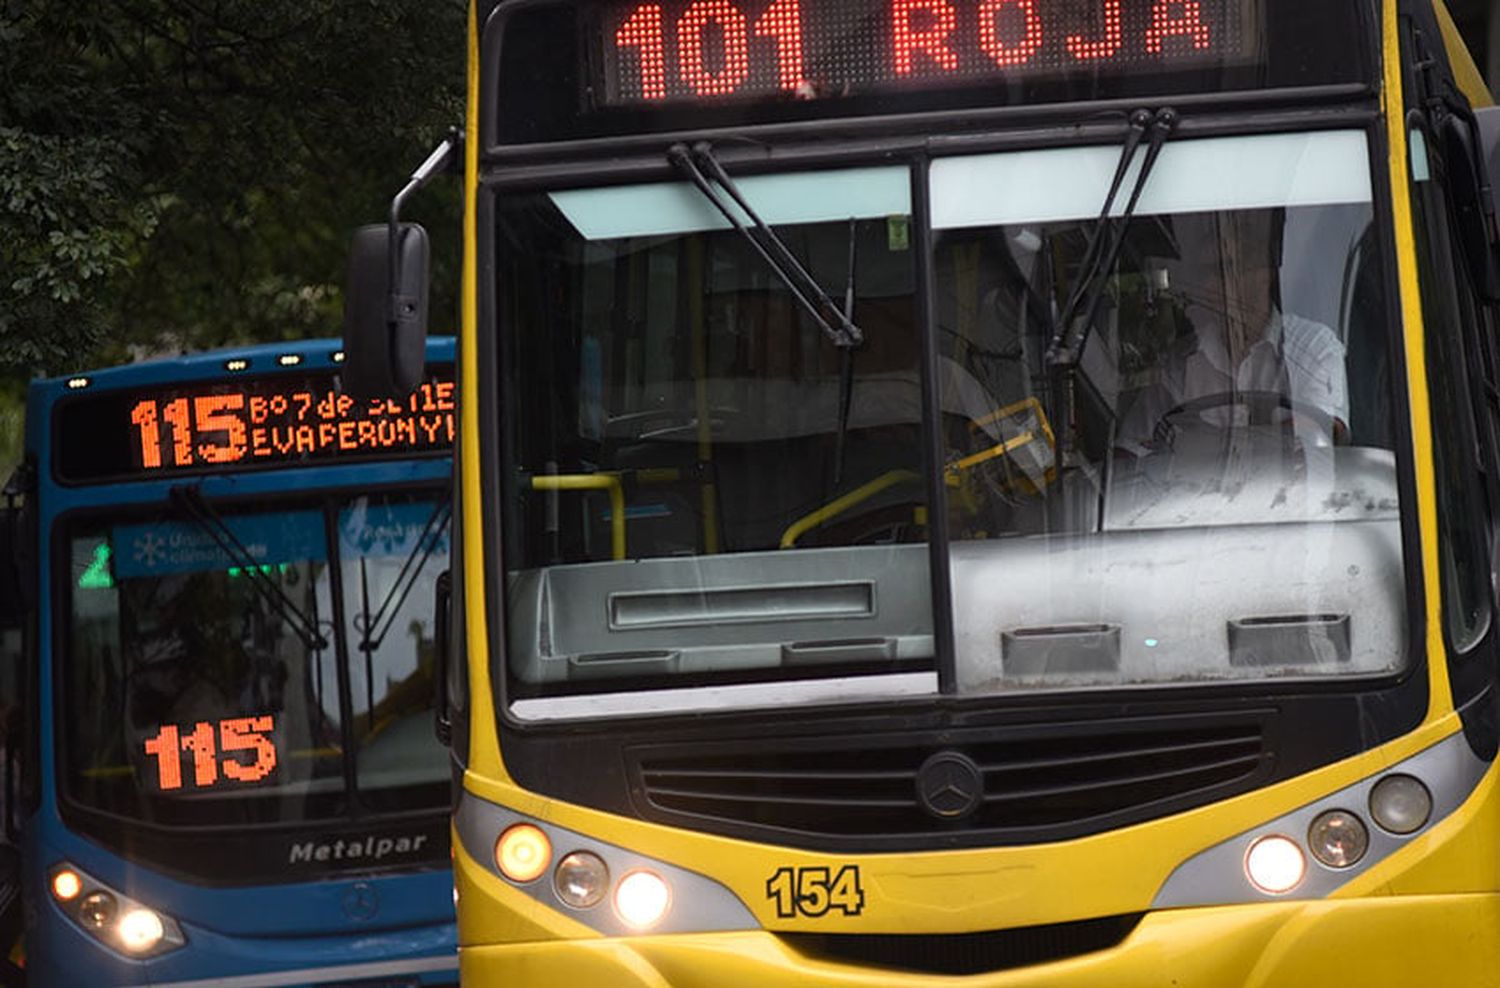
<box><xmin>79</xmin><ymin>891</ymin><xmax>117</xmax><ymax>930</ymax></box>
<box><xmin>496</xmin><ymin>824</ymin><xmax>551</xmax><ymax>883</ymax></box>
<box><xmin>51</xmin><ymin>869</ymin><xmax>82</xmax><ymax>902</ymax></box>
<box><xmin>1244</xmin><ymin>835</ymin><xmax>1305</xmax><ymax>894</ymax></box>
<box><xmin>117</xmin><ymin>908</ymin><xmax>166</xmax><ymax>953</ymax></box>
<box><xmin>614</xmin><ymin>870</ymin><xmax>671</xmax><ymax>929</ymax></box>
<box><xmin>554</xmin><ymin>851</ymin><xmax>609</xmax><ymax>909</ymax></box>
<box><xmin>1307</xmin><ymin>810</ymin><xmax>1368</xmax><ymax>868</ymax></box>
<box><xmin>1369</xmin><ymin>774</ymin><xmax>1431</xmax><ymax>835</ymax></box>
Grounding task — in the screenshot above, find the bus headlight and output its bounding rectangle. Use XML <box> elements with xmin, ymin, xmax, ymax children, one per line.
<box><xmin>117</xmin><ymin>908</ymin><xmax>166</xmax><ymax>953</ymax></box>
<box><xmin>50</xmin><ymin>869</ymin><xmax>82</xmax><ymax>902</ymax></box>
<box><xmin>49</xmin><ymin>863</ymin><xmax>186</xmax><ymax>958</ymax></box>
<box><xmin>614</xmin><ymin>869</ymin><xmax>672</xmax><ymax>929</ymax></box>
<box><xmin>554</xmin><ymin>851</ymin><xmax>609</xmax><ymax>909</ymax></box>
<box><xmin>1369</xmin><ymin>774</ymin><xmax>1432</xmax><ymax>834</ymax></box>
<box><xmin>496</xmin><ymin>823</ymin><xmax>552</xmax><ymax>883</ymax></box>
<box><xmin>1307</xmin><ymin>810</ymin><xmax>1368</xmax><ymax>868</ymax></box>
<box><xmin>1244</xmin><ymin>835</ymin><xmax>1305</xmax><ymax>894</ymax></box>
<box><xmin>79</xmin><ymin>892</ymin><xmax>116</xmax><ymax>930</ymax></box>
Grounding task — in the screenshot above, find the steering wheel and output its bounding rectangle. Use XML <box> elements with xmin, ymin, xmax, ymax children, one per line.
<box><xmin>1152</xmin><ymin>390</ymin><xmax>1335</xmax><ymax>448</ymax></box>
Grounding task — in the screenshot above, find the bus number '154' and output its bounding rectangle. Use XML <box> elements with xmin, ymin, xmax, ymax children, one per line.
<box><xmin>142</xmin><ymin>715</ymin><xmax>278</xmax><ymax>791</ymax></box>
<box><xmin>766</xmin><ymin>865</ymin><xmax>865</xmax><ymax>918</ymax></box>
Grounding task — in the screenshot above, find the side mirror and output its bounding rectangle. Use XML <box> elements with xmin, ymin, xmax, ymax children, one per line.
<box><xmin>342</xmin><ymin>223</ymin><xmax>430</xmax><ymax>399</ymax></box>
<box><xmin>342</xmin><ymin>133</ymin><xmax>460</xmax><ymax>399</ymax></box>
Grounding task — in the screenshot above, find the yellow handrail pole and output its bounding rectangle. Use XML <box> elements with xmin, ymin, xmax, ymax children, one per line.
<box><xmin>778</xmin><ymin>427</ymin><xmax>1043</xmax><ymax>548</ymax></box>
<box><xmin>970</xmin><ymin>395</ymin><xmax>1055</xmax><ymax>447</ymax></box>
<box><xmin>947</xmin><ymin>430</ymin><xmax>1035</xmax><ymax>474</ymax></box>
<box><xmin>528</xmin><ymin>475</ymin><xmax>627</xmax><ymax>560</ymax></box>
<box><xmin>780</xmin><ymin>470</ymin><xmax>919</xmax><ymax>548</ymax></box>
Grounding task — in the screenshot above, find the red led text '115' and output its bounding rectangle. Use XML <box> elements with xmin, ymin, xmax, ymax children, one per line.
<box><xmin>128</xmin><ymin>380</ymin><xmax>455</xmax><ymax>471</ymax></box>
<box><xmin>613</xmin><ymin>0</ymin><xmax>1216</xmax><ymax>101</ymax></box>
<box><xmin>143</xmin><ymin>715</ymin><xmax>278</xmax><ymax>791</ymax></box>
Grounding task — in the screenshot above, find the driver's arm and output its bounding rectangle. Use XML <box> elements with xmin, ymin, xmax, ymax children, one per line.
<box><xmin>1281</xmin><ymin>314</ymin><xmax>1350</xmax><ymax>443</ymax></box>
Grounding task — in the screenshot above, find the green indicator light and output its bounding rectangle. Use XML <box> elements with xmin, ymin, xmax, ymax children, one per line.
<box><xmin>227</xmin><ymin>563</ymin><xmax>291</xmax><ymax>579</ymax></box>
<box><xmin>78</xmin><ymin>543</ymin><xmax>115</xmax><ymax>590</ymax></box>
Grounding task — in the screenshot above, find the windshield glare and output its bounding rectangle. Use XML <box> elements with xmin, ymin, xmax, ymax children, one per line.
<box><xmin>64</xmin><ymin>493</ymin><xmax>450</xmax><ymax>826</ymax></box>
<box><xmin>495</xmin><ymin>129</ymin><xmax>1405</xmax><ymax>713</ymax></box>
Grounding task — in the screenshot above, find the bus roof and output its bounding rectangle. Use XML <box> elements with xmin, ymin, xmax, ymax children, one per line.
<box><xmin>28</xmin><ymin>336</ymin><xmax>456</xmax><ymax>400</ymax></box>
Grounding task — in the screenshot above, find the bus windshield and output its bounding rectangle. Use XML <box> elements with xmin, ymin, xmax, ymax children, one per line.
<box><xmin>63</xmin><ymin>492</ymin><xmax>450</xmax><ymax>826</ymax></box>
<box><xmin>495</xmin><ymin>128</ymin><xmax>1406</xmax><ymax>711</ymax></box>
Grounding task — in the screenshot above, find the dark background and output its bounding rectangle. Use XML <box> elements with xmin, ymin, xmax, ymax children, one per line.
<box><xmin>1453</xmin><ymin>0</ymin><xmax>1499</xmax><ymax>89</ymax></box>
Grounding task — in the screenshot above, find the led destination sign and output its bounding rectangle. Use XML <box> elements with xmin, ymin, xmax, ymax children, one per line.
<box><xmin>56</xmin><ymin>370</ymin><xmax>455</xmax><ymax>482</ymax></box>
<box><xmin>598</xmin><ymin>0</ymin><xmax>1249</xmax><ymax>106</ymax></box>
<box><xmin>143</xmin><ymin>715</ymin><xmax>279</xmax><ymax>792</ymax></box>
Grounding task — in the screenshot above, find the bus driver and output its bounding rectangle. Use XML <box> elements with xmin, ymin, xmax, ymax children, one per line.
<box><xmin>1114</xmin><ymin>211</ymin><xmax>1350</xmax><ymax>455</ymax></box>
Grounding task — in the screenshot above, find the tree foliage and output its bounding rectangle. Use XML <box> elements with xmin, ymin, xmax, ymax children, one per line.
<box><xmin>0</xmin><ymin>0</ymin><xmax>466</xmax><ymax>389</ymax></box>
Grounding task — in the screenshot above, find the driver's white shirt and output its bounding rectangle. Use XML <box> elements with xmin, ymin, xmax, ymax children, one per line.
<box><xmin>1116</xmin><ymin>309</ymin><xmax>1348</xmax><ymax>452</ymax></box>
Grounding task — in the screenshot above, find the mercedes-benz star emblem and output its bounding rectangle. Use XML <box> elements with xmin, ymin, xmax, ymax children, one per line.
<box><xmin>915</xmin><ymin>751</ymin><xmax>984</xmax><ymax>820</ymax></box>
<box><xmin>341</xmin><ymin>881</ymin><xmax>379</xmax><ymax>921</ymax></box>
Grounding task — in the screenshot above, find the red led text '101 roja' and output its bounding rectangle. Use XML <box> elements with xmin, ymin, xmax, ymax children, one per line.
<box><xmin>611</xmin><ymin>0</ymin><xmax>1220</xmax><ymax>103</ymax></box>
<box><xmin>143</xmin><ymin>715</ymin><xmax>278</xmax><ymax>791</ymax></box>
<box><xmin>128</xmin><ymin>379</ymin><xmax>455</xmax><ymax>471</ymax></box>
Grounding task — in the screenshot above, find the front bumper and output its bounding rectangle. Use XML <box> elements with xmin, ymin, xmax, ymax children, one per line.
<box><xmin>460</xmin><ymin>893</ymin><xmax>1500</xmax><ymax>987</ymax></box>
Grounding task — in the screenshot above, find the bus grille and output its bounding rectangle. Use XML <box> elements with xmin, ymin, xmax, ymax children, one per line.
<box><xmin>628</xmin><ymin>714</ymin><xmax>1269</xmax><ymax>847</ymax></box>
<box><xmin>779</xmin><ymin>914</ymin><xmax>1143</xmax><ymax>975</ymax></box>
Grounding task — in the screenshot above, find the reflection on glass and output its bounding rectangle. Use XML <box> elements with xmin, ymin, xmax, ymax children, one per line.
<box><xmin>340</xmin><ymin>495</ymin><xmax>451</xmax><ymax>806</ymax></box>
<box><xmin>498</xmin><ymin>167</ymin><xmax>935</xmax><ymax>703</ymax></box>
<box><xmin>931</xmin><ymin>131</ymin><xmax>1406</xmax><ymax>691</ymax></box>
<box><xmin>66</xmin><ymin>510</ymin><xmax>344</xmax><ymax>825</ymax></box>
<box><xmin>65</xmin><ymin>492</ymin><xmax>454</xmax><ymax>825</ymax></box>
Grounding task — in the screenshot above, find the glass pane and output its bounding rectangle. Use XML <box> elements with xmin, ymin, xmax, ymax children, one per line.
<box><xmin>65</xmin><ymin>509</ymin><xmax>346</xmax><ymax>824</ymax></box>
<box><xmin>1409</xmin><ymin>132</ymin><xmax>1492</xmax><ymax>653</ymax></box>
<box><xmin>339</xmin><ymin>494</ymin><xmax>452</xmax><ymax>808</ymax></box>
<box><xmin>497</xmin><ymin>166</ymin><xmax>935</xmax><ymax>709</ymax></box>
<box><xmin>930</xmin><ymin>131</ymin><xmax>1407</xmax><ymax>691</ymax></box>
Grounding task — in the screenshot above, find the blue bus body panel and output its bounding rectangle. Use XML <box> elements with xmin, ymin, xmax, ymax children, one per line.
<box><xmin>22</xmin><ymin>339</ymin><xmax>459</xmax><ymax>986</ymax></box>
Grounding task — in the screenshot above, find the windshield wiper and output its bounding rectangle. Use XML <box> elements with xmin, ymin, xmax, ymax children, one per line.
<box><xmin>834</xmin><ymin>217</ymin><xmax>859</xmax><ymax>485</ymax></box>
<box><xmin>669</xmin><ymin>142</ymin><xmax>863</xmax><ymax>349</ymax></box>
<box><xmin>1044</xmin><ymin>107</ymin><xmax>1177</xmax><ymax>467</ymax></box>
<box><xmin>353</xmin><ymin>499</ymin><xmax>451</xmax><ymax>729</ymax></box>
<box><xmin>169</xmin><ymin>486</ymin><xmax>329</xmax><ymax>652</ymax></box>
<box><xmin>1046</xmin><ymin>107</ymin><xmax>1177</xmax><ymax>371</ymax></box>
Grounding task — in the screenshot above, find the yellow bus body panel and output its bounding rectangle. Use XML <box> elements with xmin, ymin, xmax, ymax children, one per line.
<box><xmin>453</xmin><ymin>0</ymin><xmax>1500</xmax><ymax>980</ymax></box>
<box><xmin>460</xmin><ymin>896</ymin><xmax>1500</xmax><ymax>988</ymax></box>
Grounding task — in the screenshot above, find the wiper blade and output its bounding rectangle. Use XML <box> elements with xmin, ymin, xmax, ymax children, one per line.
<box><xmin>669</xmin><ymin>142</ymin><xmax>863</xmax><ymax>348</ymax></box>
<box><xmin>1046</xmin><ymin>107</ymin><xmax>1178</xmax><ymax>369</ymax></box>
<box><xmin>169</xmin><ymin>487</ymin><xmax>329</xmax><ymax>652</ymax></box>
<box><xmin>353</xmin><ymin>499</ymin><xmax>451</xmax><ymax>729</ymax></box>
<box><xmin>834</xmin><ymin>217</ymin><xmax>858</xmax><ymax>485</ymax></box>
<box><xmin>353</xmin><ymin>499</ymin><xmax>451</xmax><ymax>654</ymax></box>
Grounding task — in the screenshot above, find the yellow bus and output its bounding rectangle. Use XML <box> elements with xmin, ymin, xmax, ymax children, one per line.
<box><xmin>344</xmin><ymin>0</ymin><xmax>1500</xmax><ymax>981</ymax></box>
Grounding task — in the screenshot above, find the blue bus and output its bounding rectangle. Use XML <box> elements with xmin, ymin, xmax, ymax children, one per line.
<box><xmin>3</xmin><ymin>338</ymin><xmax>458</xmax><ymax>986</ymax></box>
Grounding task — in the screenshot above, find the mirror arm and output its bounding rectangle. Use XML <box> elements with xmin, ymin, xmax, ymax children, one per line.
<box><xmin>386</xmin><ymin>131</ymin><xmax>462</xmax><ymax>327</ymax></box>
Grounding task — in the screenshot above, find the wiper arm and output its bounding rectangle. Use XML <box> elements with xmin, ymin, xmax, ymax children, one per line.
<box><xmin>169</xmin><ymin>486</ymin><xmax>329</xmax><ymax>652</ymax></box>
<box><xmin>353</xmin><ymin>499</ymin><xmax>451</xmax><ymax>654</ymax></box>
<box><xmin>834</xmin><ymin>217</ymin><xmax>858</xmax><ymax>485</ymax></box>
<box><xmin>352</xmin><ymin>499</ymin><xmax>450</xmax><ymax>729</ymax></box>
<box><xmin>669</xmin><ymin>142</ymin><xmax>863</xmax><ymax>348</ymax></box>
<box><xmin>1046</xmin><ymin>107</ymin><xmax>1178</xmax><ymax>369</ymax></box>
<box><xmin>1044</xmin><ymin>108</ymin><xmax>1176</xmax><ymax>483</ymax></box>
